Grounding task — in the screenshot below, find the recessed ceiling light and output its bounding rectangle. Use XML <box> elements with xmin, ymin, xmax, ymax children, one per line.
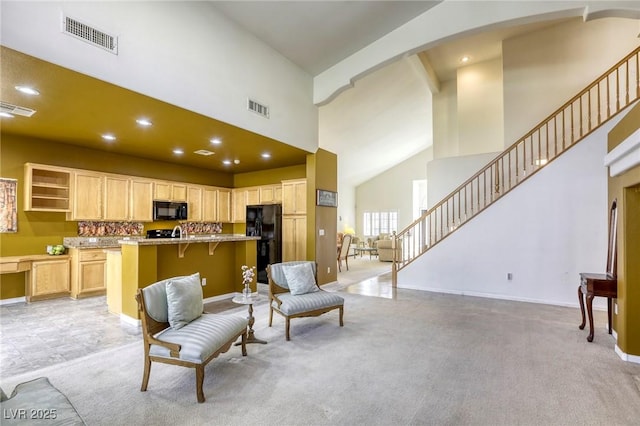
<box><xmin>210</xmin><ymin>138</ymin><xmax>221</xmax><ymax>145</ymax></box>
<box><xmin>136</xmin><ymin>118</ymin><xmax>152</xmax><ymax>126</ymax></box>
<box><xmin>15</xmin><ymin>85</ymin><xmax>40</xmax><ymax>96</ymax></box>
<box><xmin>261</xmin><ymin>153</ymin><xmax>271</xmax><ymax>159</ymax></box>
<box><xmin>173</xmin><ymin>148</ymin><xmax>184</xmax><ymax>155</ymax></box>
<box><xmin>102</xmin><ymin>134</ymin><xmax>116</xmax><ymax>141</ymax></box>
<box><xmin>233</xmin><ymin>159</ymin><xmax>240</xmax><ymax>165</ymax></box>
<box><xmin>222</xmin><ymin>160</ymin><xmax>232</xmax><ymax>166</ymax></box>
<box><xmin>0</xmin><ymin>112</ymin><xmax>15</xmax><ymax>118</ymax></box>
<box><xmin>460</xmin><ymin>56</ymin><xmax>470</xmax><ymax>63</ymax></box>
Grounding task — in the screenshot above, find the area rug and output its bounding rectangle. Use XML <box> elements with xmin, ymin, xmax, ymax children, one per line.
<box><xmin>2</xmin><ymin>290</ymin><xmax>639</xmax><ymax>425</ymax></box>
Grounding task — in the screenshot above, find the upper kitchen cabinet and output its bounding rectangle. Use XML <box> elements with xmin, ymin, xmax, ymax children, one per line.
<box><xmin>187</xmin><ymin>185</ymin><xmax>203</xmax><ymax>221</ymax></box>
<box><xmin>24</xmin><ymin>163</ymin><xmax>71</xmax><ymax>212</ymax></box>
<box><xmin>217</xmin><ymin>189</ymin><xmax>232</xmax><ymax>223</ymax></box>
<box><xmin>154</xmin><ymin>181</ymin><xmax>187</xmax><ymax>201</ymax></box>
<box><xmin>86</xmin><ymin>175</ymin><xmax>153</xmax><ymax>222</ymax></box>
<box><xmin>232</xmin><ymin>187</ymin><xmax>260</xmax><ymax>223</ymax></box>
<box><xmin>282</xmin><ymin>179</ymin><xmax>307</xmax><ymax>215</ymax></box>
<box><xmin>202</xmin><ymin>187</ymin><xmax>218</xmax><ymax>222</ymax></box>
<box><xmin>103</xmin><ymin>176</ymin><xmax>130</xmax><ymax>221</ymax></box>
<box><xmin>129</xmin><ymin>178</ymin><xmax>154</xmax><ymax>221</ymax></box>
<box><xmin>259</xmin><ymin>184</ymin><xmax>283</xmax><ymax>205</ymax></box>
<box><xmin>68</xmin><ymin>171</ymin><xmax>103</xmax><ymax>220</ymax></box>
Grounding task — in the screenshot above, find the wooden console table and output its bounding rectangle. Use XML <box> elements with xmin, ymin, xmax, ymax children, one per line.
<box><xmin>578</xmin><ymin>273</ymin><xmax>617</xmax><ymax>342</ymax></box>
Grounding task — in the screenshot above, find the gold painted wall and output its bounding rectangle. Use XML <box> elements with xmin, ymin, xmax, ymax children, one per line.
<box><xmin>607</xmin><ymin>102</ymin><xmax>640</xmax><ymax>357</ymax></box>
<box><xmin>0</xmin><ymin>133</ymin><xmax>234</xmax><ymax>258</ymax></box>
<box><xmin>0</xmin><ymin>133</ymin><xmax>307</xmax><ymax>300</ymax></box>
<box><xmin>307</xmin><ymin>149</ymin><xmax>338</xmax><ymax>285</ymax></box>
<box><xmin>233</xmin><ymin>164</ymin><xmax>306</xmax><ymax>187</ymax></box>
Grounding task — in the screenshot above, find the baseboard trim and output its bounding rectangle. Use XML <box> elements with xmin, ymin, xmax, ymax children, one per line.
<box><xmin>120</xmin><ymin>313</ymin><xmax>141</xmax><ymax>328</ymax></box>
<box><xmin>615</xmin><ymin>345</ymin><xmax>640</xmax><ymax>364</ymax></box>
<box><xmin>397</xmin><ymin>284</ymin><xmax>607</xmax><ymax>311</ymax></box>
<box><xmin>0</xmin><ymin>296</ymin><xmax>26</xmax><ymax>305</ymax></box>
<box><xmin>203</xmin><ymin>292</ymin><xmax>236</xmax><ymax>304</ymax></box>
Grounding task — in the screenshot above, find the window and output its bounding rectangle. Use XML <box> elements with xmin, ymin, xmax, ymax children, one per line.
<box><xmin>363</xmin><ymin>211</ymin><xmax>397</xmax><ymax>237</ymax></box>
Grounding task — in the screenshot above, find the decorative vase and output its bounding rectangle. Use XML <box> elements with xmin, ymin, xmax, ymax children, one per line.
<box><xmin>242</xmin><ymin>282</ymin><xmax>252</xmax><ymax>298</ymax></box>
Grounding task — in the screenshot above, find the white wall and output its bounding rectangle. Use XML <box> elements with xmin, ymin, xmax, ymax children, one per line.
<box><xmin>0</xmin><ymin>1</ymin><xmax>318</xmax><ymax>152</ymax></box>
<box><xmin>503</xmin><ymin>17</ymin><xmax>640</xmax><ymax>146</ymax></box>
<box><xmin>432</xmin><ymin>79</ymin><xmax>459</xmax><ymax>159</ymax></box>
<box><xmin>458</xmin><ymin>58</ymin><xmax>504</xmax><ymax>155</ymax></box>
<box><xmin>426</xmin><ymin>152</ymin><xmax>500</xmax><ymax>209</ymax></box>
<box><xmin>314</xmin><ymin>1</ymin><xmax>640</xmax><ymax>104</ymax></box>
<box><xmin>356</xmin><ymin>149</ymin><xmax>432</xmax><ymax>235</ymax></box>
<box><xmin>398</xmin><ymin>112</ymin><xmax>628</xmax><ymax>308</ymax></box>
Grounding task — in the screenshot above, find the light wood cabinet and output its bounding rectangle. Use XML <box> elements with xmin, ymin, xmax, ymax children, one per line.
<box><xmin>260</xmin><ymin>184</ymin><xmax>283</xmax><ymax>204</ymax></box>
<box><xmin>104</xmin><ymin>176</ymin><xmax>130</xmax><ymax>221</ymax></box>
<box><xmin>282</xmin><ymin>215</ymin><xmax>307</xmax><ymax>261</ymax></box>
<box><xmin>187</xmin><ymin>186</ymin><xmax>203</xmax><ymax>221</ymax></box>
<box><xmin>218</xmin><ymin>189</ymin><xmax>232</xmax><ymax>223</ymax></box>
<box><xmin>68</xmin><ymin>171</ymin><xmax>103</xmax><ymax>220</ymax></box>
<box><xmin>154</xmin><ymin>181</ymin><xmax>187</xmax><ymax>201</ymax></box>
<box><xmin>232</xmin><ymin>187</ymin><xmax>261</xmax><ymax>223</ymax></box>
<box><xmin>282</xmin><ymin>179</ymin><xmax>307</xmax><ymax>214</ymax></box>
<box><xmin>202</xmin><ymin>187</ymin><xmax>218</xmax><ymax>222</ymax></box>
<box><xmin>28</xmin><ymin>258</ymin><xmax>71</xmax><ymax>301</ymax></box>
<box><xmin>24</xmin><ymin>163</ymin><xmax>71</xmax><ymax>212</ymax></box>
<box><xmin>70</xmin><ymin>248</ymin><xmax>107</xmax><ymax>299</ymax></box>
<box><xmin>129</xmin><ymin>179</ymin><xmax>154</xmax><ymax>221</ymax></box>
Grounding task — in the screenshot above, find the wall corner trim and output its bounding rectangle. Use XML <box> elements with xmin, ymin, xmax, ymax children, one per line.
<box><xmin>615</xmin><ymin>344</ymin><xmax>640</xmax><ymax>364</ymax></box>
<box><xmin>604</xmin><ymin>128</ymin><xmax>640</xmax><ymax>177</ymax></box>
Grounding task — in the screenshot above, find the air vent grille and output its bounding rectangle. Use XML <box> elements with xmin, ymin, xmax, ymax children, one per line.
<box><xmin>0</xmin><ymin>101</ymin><xmax>36</xmax><ymax>117</ymax></box>
<box><xmin>62</xmin><ymin>15</ymin><xmax>118</xmax><ymax>54</ymax></box>
<box><xmin>248</xmin><ymin>98</ymin><xmax>270</xmax><ymax>118</ymax></box>
<box><xmin>194</xmin><ymin>150</ymin><xmax>215</xmax><ymax>156</ymax></box>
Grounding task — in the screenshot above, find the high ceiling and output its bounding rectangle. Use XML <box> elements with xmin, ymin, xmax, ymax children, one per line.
<box><xmin>0</xmin><ymin>46</ymin><xmax>309</xmax><ymax>174</ymax></box>
<box><xmin>0</xmin><ymin>1</ymin><xmax>574</xmax><ymax>182</ymax></box>
<box><xmin>211</xmin><ymin>1</ymin><xmax>441</xmax><ymax>76</ymax></box>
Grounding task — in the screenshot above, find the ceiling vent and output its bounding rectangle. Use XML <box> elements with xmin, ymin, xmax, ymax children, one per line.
<box><xmin>247</xmin><ymin>98</ymin><xmax>270</xmax><ymax>118</ymax></box>
<box><xmin>0</xmin><ymin>101</ymin><xmax>36</xmax><ymax>117</ymax></box>
<box><xmin>194</xmin><ymin>149</ymin><xmax>215</xmax><ymax>156</ymax></box>
<box><xmin>61</xmin><ymin>14</ymin><xmax>118</xmax><ymax>54</ymax></box>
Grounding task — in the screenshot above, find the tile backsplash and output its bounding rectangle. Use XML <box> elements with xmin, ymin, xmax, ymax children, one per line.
<box><xmin>78</xmin><ymin>221</ymin><xmax>144</xmax><ymax>236</ymax></box>
<box><xmin>77</xmin><ymin>221</ymin><xmax>223</xmax><ymax>236</ymax></box>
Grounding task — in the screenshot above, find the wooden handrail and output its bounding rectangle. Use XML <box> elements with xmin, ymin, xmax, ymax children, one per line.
<box><xmin>393</xmin><ymin>46</ymin><xmax>640</xmax><ymax>283</ymax></box>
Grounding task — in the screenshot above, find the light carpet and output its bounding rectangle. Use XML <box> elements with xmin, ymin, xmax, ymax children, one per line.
<box><xmin>2</xmin><ymin>289</ymin><xmax>640</xmax><ymax>425</ymax></box>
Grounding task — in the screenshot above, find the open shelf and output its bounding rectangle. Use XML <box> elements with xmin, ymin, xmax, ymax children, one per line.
<box><xmin>25</xmin><ymin>164</ymin><xmax>71</xmax><ymax>212</ymax></box>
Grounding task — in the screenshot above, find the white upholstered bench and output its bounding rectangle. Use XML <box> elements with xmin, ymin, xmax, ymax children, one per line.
<box><xmin>136</xmin><ymin>273</ymin><xmax>248</xmax><ymax>403</ymax></box>
<box><xmin>267</xmin><ymin>261</ymin><xmax>344</xmax><ymax>340</ymax></box>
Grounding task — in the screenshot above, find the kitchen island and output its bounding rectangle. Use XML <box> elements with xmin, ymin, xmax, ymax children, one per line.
<box><xmin>117</xmin><ymin>234</ymin><xmax>259</xmax><ymax>322</ymax></box>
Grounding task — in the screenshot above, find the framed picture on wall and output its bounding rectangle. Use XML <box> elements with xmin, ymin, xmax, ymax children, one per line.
<box><xmin>316</xmin><ymin>189</ymin><xmax>338</xmax><ymax>207</ymax></box>
<box><xmin>0</xmin><ymin>178</ymin><xmax>18</xmax><ymax>233</ymax></box>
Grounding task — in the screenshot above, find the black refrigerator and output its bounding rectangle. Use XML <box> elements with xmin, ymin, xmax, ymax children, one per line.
<box><xmin>246</xmin><ymin>204</ymin><xmax>282</xmax><ymax>283</ymax></box>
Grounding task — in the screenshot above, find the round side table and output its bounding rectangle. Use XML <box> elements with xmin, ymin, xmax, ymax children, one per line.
<box><xmin>232</xmin><ymin>293</ymin><xmax>267</xmax><ymax>345</ymax></box>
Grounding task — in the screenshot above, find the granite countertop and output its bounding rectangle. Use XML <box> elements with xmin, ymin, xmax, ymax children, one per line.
<box><xmin>118</xmin><ymin>234</ymin><xmax>260</xmax><ymax>246</ymax></box>
<box><xmin>63</xmin><ymin>236</ymin><xmax>145</xmax><ymax>248</ymax></box>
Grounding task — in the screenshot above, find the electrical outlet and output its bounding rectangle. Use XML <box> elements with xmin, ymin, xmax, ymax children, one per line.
<box><xmin>89</xmin><ymin>237</ymin><xmax>97</xmax><ymax>243</ymax></box>
<box><xmin>201</xmin><ymin>278</ymin><xmax>207</xmax><ymax>286</ymax></box>
<box><xmin>319</xmin><ymin>229</ymin><xmax>325</xmax><ymax>236</ymax></box>
<box><xmin>327</xmin><ymin>267</ymin><xmax>331</xmax><ymax>274</ymax></box>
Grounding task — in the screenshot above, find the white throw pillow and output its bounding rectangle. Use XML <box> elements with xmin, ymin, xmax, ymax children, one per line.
<box><xmin>166</xmin><ymin>272</ymin><xmax>203</xmax><ymax>330</ymax></box>
<box><xmin>283</xmin><ymin>263</ymin><xmax>318</xmax><ymax>295</ymax></box>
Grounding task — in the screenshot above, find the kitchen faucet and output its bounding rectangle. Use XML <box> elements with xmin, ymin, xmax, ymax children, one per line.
<box><xmin>171</xmin><ymin>225</ymin><xmax>184</xmax><ymax>238</ymax></box>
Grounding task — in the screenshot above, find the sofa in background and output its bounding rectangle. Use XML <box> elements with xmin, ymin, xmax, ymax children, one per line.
<box><xmin>375</xmin><ymin>235</ymin><xmax>401</xmax><ymax>262</ymax></box>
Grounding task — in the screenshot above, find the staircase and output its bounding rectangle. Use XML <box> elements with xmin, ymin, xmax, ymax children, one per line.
<box><xmin>391</xmin><ymin>46</ymin><xmax>640</xmax><ymax>285</ymax></box>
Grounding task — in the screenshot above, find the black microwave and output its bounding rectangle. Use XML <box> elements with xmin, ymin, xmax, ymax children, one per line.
<box><xmin>153</xmin><ymin>201</ymin><xmax>188</xmax><ymax>221</ymax></box>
